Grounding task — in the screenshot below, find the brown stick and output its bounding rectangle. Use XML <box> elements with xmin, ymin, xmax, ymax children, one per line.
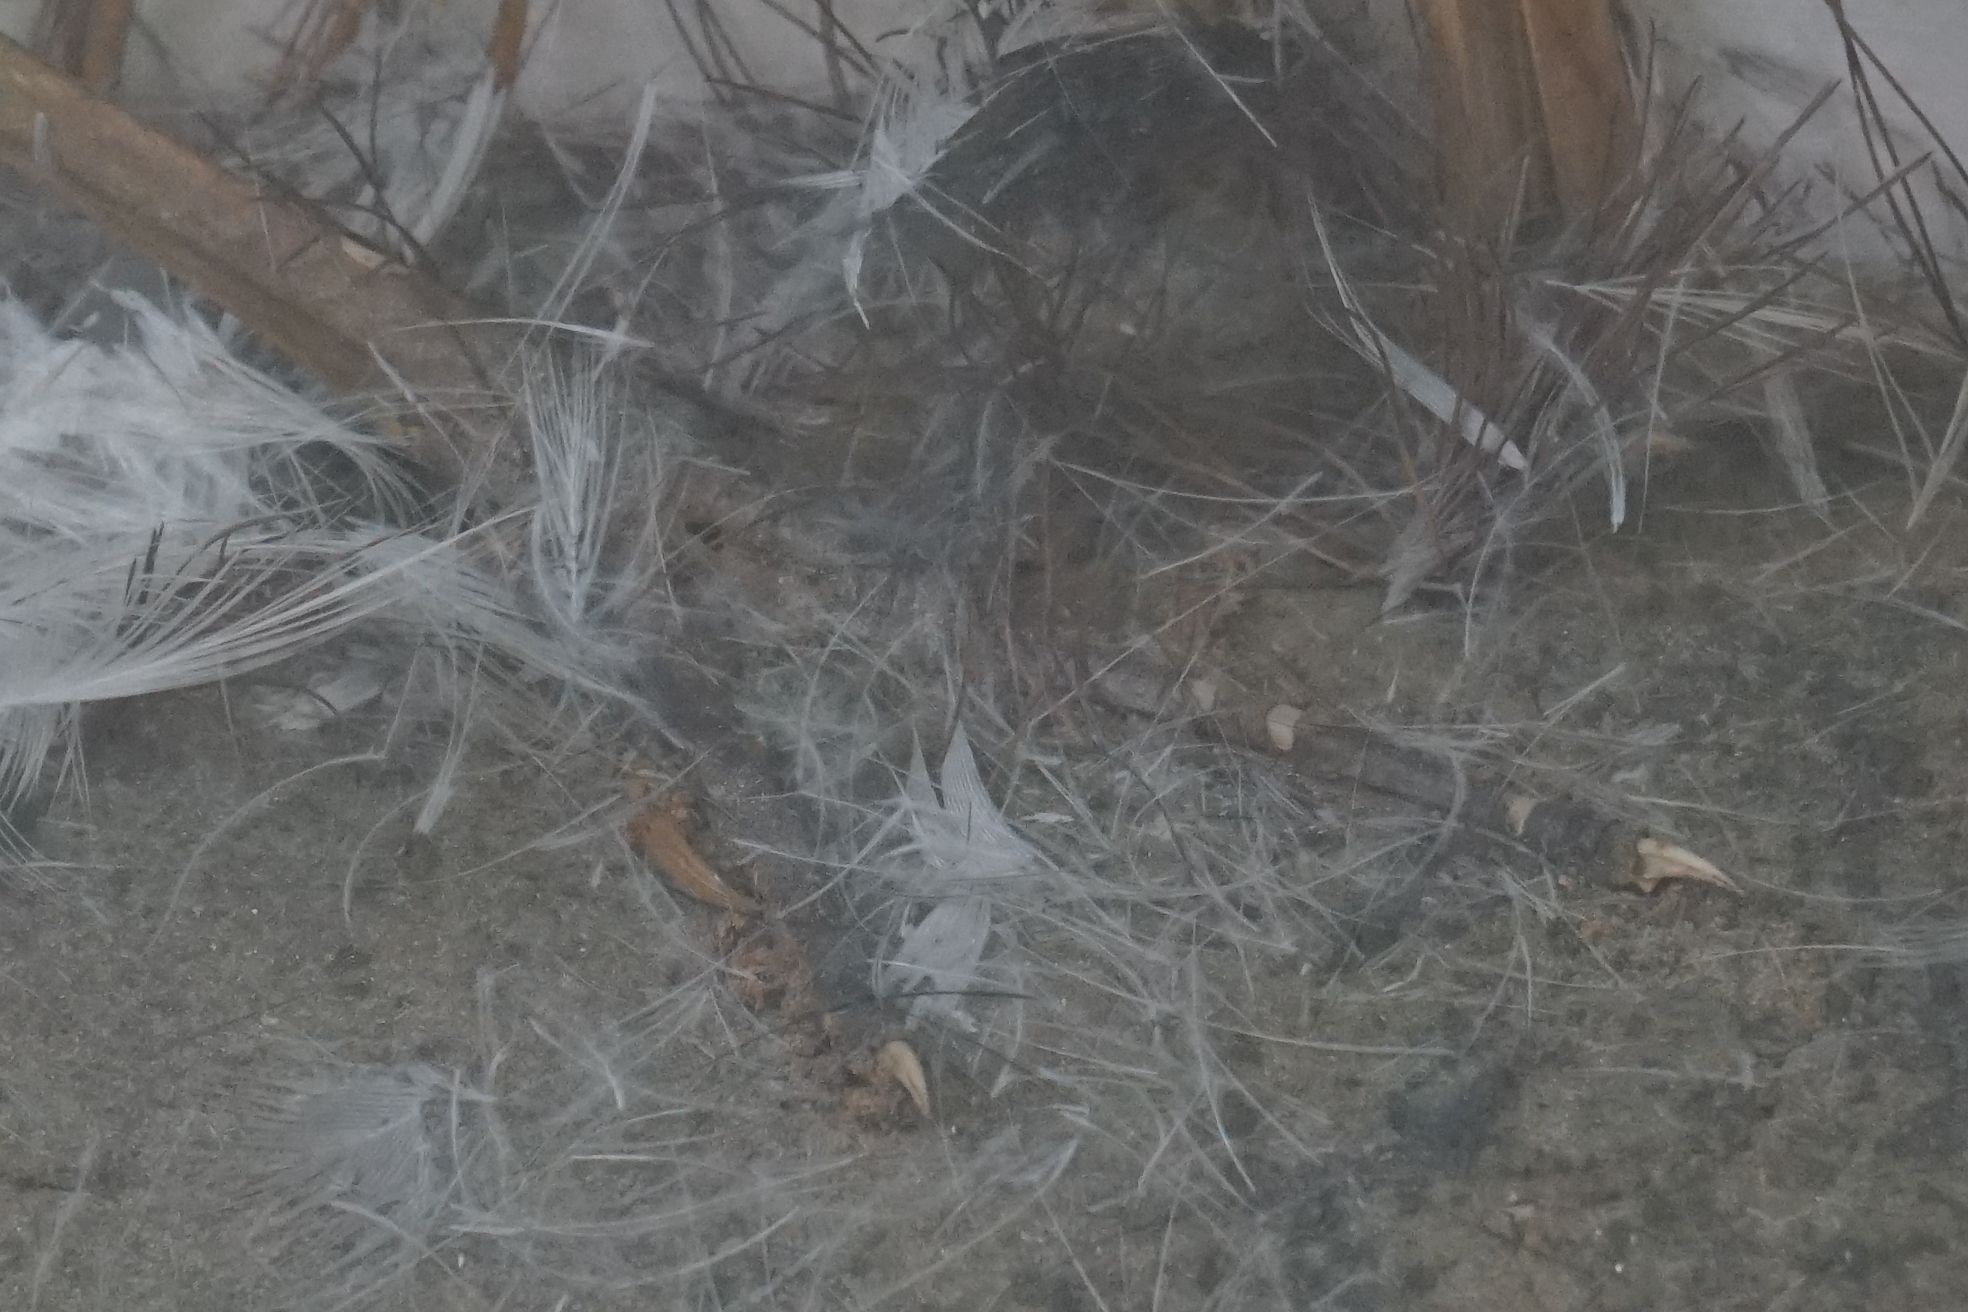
<box><xmin>1417</xmin><ymin>0</ymin><xmax>1635</xmax><ymax>227</ymax></box>
<box><xmin>1416</xmin><ymin>0</ymin><xmax>1548</xmax><ymax>230</ymax></box>
<box><xmin>1516</xmin><ymin>0</ymin><xmax>1636</xmax><ymax>219</ymax></box>
<box><xmin>76</xmin><ymin>0</ymin><xmax>132</xmax><ymax>91</ymax></box>
<box><xmin>489</xmin><ymin>0</ymin><xmax>531</xmax><ymax>91</ymax></box>
<box><xmin>0</xmin><ymin>35</ymin><xmax>528</xmax><ymax>500</ymax></box>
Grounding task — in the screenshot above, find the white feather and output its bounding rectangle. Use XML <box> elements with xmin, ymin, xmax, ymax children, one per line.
<box><xmin>894</xmin><ymin>725</ymin><xmax>1042</xmax><ymax>891</ymax></box>
<box><xmin>237</xmin><ymin>1058</ymin><xmax>496</xmax><ymax>1301</ymax></box>
<box><xmin>883</xmin><ymin>894</ymin><xmax>995</xmax><ymax>1029</ymax></box>
<box><xmin>0</xmin><ymin>292</ymin><xmax>671</xmax><ymax>811</ymax></box>
<box><xmin>877</xmin><ymin>725</ymin><xmax>1041</xmax><ymax>1032</ymax></box>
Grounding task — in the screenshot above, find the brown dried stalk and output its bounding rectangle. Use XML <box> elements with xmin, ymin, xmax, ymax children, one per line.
<box><xmin>36</xmin><ymin>0</ymin><xmax>133</xmax><ymax>90</ymax></box>
<box><xmin>74</xmin><ymin>0</ymin><xmax>131</xmax><ymax>91</ymax></box>
<box><xmin>1517</xmin><ymin>0</ymin><xmax>1636</xmax><ymax>219</ymax></box>
<box><xmin>0</xmin><ymin>34</ymin><xmax>529</xmax><ymax>502</ymax></box>
<box><xmin>1417</xmin><ymin>0</ymin><xmax>1636</xmax><ymax>226</ymax></box>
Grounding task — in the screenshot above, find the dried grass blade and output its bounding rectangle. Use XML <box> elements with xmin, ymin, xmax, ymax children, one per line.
<box><xmin>1907</xmin><ymin>366</ymin><xmax>1968</xmax><ymax>527</ymax></box>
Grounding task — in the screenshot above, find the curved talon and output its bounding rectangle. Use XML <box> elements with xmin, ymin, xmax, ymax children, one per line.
<box><xmin>1632</xmin><ymin>837</ymin><xmax>1740</xmax><ymax>894</ymax></box>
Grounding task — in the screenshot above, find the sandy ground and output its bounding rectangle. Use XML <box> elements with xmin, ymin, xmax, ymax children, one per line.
<box><xmin>3</xmin><ymin>436</ymin><xmax>1965</xmax><ymax>1311</ymax></box>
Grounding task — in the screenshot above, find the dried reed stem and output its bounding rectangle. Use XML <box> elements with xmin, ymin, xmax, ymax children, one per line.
<box><xmin>0</xmin><ymin>34</ymin><xmax>529</xmax><ymax>500</ymax></box>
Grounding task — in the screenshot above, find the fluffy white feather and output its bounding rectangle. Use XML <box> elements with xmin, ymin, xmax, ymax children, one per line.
<box><xmin>236</xmin><ymin>1058</ymin><xmax>497</xmax><ymax>1303</ymax></box>
<box><xmin>876</xmin><ymin>725</ymin><xmax>1039</xmax><ymax>1036</ymax></box>
<box><xmin>0</xmin><ymin>292</ymin><xmax>430</xmax><ymax>804</ymax></box>
<box><xmin>0</xmin><ymin>291</ymin><xmax>678</xmax><ymax>813</ymax></box>
<box><xmin>894</xmin><ymin>724</ymin><xmax>1042</xmax><ymax>892</ymax></box>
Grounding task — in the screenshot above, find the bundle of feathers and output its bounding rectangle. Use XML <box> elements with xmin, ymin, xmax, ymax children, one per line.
<box><xmin>0</xmin><ymin>292</ymin><xmax>687</xmax><ymax>834</ymax></box>
<box><xmin>0</xmin><ymin>0</ymin><xmax>1961</xmax><ymax>1066</ymax></box>
<box><xmin>2</xmin><ymin>0</ymin><xmax>1964</xmax><ymax>1084</ymax></box>
<box><xmin>2</xmin><ymin>0</ymin><xmax>1967</xmax><ymax>1307</ymax></box>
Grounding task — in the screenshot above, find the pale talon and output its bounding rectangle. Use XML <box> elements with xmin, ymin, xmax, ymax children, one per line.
<box><xmin>875</xmin><ymin>1040</ymin><xmax>931</xmax><ymax>1118</ymax></box>
<box><xmin>1632</xmin><ymin>837</ymin><xmax>1740</xmax><ymax>894</ymax></box>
